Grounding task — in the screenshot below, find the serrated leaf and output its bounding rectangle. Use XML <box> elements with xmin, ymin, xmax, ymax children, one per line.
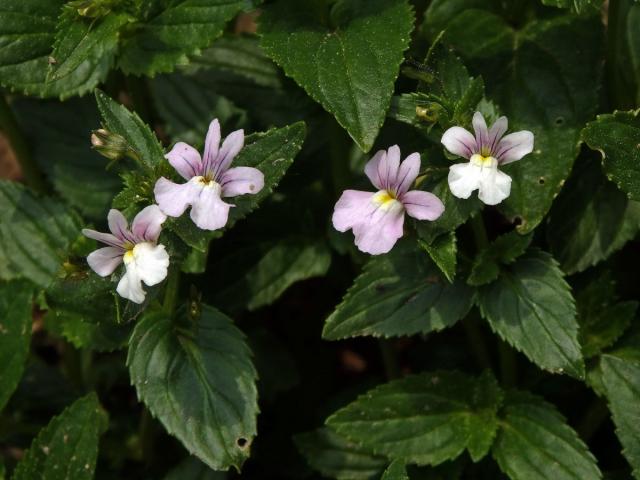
<box><xmin>127</xmin><ymin>305</ymin><xmax>258</xmax><ymax>471</ymax></box>
<box><xmin>492</xmin><ymin>390</ymin><xmax>602</xmax><ymax>480</ymax></box>
<box><xmin>0</xmin><ymin>181</ymin><xmax>81</xmax><ymax>288</ymax></box>
<box><xmin>168</xmin><ymin>122</ymin><xmax>306</xmax><ymax>250</ymax></box>
<box><xmin>259</xmin><ymin>0</ymin><xmax>414</xmax><ymax>151</ymax></box>
<box><xmin>418</xmin><ymin>233</ymin><xmax>457</xmax><ymax>283</ymax></box>
<box><xmin>0</xmin><ymin>280</ymin><xmax>34</xmax><ymax>411</ymax></box>
<box><xmin>541</xmin><ymin>0</ymin><xmax>602</xmax><ymax>14</ymax></box>
<box><xmin>381</xmin><ymin>460</ymin><xmax>408</xmax><ymax>480</ymax></box>
<box><xmin>548</xmin><ymin>155</ymin><xmax>640</xmax><ymax>274</ymax></box>
<box><xmin>468</xmin><ymin>231</ymin><xmax>532</xmax><ymax>286</ymax></box>
<box><xmin>119</xmin><ymin>0</ymin><xmax>253</xmax><ymax>76</ymax></box>
<box><xmin>95</xmin><ymin>90</ymin><xmax>165</xmax><ymax>169</ymax></box>
<box><xmin>211</xmin><ymin>238</ymin><xmax>331</xmax><ymax>312</ymax></box>
<box><xmin>45</xmin><ymin>309</ymin><xmax>132</xmax><ymax>352</ymax></box>
<box><xmin>294</xmin><ymin>428</ymin><xmax>387</xmax><ymax>480</ymax></box>
<box><xmin>0</xmin><ymin>0</ymin><xmax>109</xmax><ymax>99</ymax></box>
<box><xmin>12</xmin><ymin>97</ymin><xmax>120</xmax><ymax>219</ymax></box>
<box><xmin>323</xmin><ymin>242</ymin><xmax>474</xmax><ymax>340</ymax></box>
<box><xmin>48</xmin><ymin>9</ymin><xmax>130</xmax><ymax>89</ymax></box>
<box><xmin>582</xmin><ymin>109</ymin><xmax>640</xmax><ymax>201</ymax></box>
<box><xmin>12</xmin><ymin>393</ymin><xmax>108</xmax><ymax>480</ymax></box>
<box><xmin>600</xmin><ymin>354</ymin><xmax>640</xmax><ymax>479</ymax></box>
<box><xmin>327</xmin><ymin>371</ymin><xmax>503</xmax><ymax>465</ymax></box>
<box><xmin>477</xmin><ymin>249</ymin><xmax>584</xmax><ymax>378</ymax></box>
<box><xmin>575</xmin><ymin>273</ymin><xmax>637</xmax><ymax>358</ymax></box>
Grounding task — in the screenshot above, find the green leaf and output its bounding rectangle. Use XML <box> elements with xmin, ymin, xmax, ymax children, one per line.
<box><xmin>164</xmin><ymin>456</ymin><xmax>226</xmax><ymax>480</ymax></box>
<box><xmin>381</xmin><ymin>460</ymin><xmax>408</xmax><ymax>480</ymax></box>
<box><xmin>48</xmin><ymin>9</ymin><xmax>130</xmax><ymax>91</ymax></box>
<box><xmin>45</xmin><ymin>309</ymin><xmax>132</xmax><ymax>352</ymax></box>
<box><xmin>327</xmin><ymin>371</ymin><xmax>503</xmax><ymax>465</ymax></box>
<box><xmin>169</xmin><ymin>122</ymin><xmax>306</xmax><ymax>251</ymax></box>
<box><xmin>0</xmin><ymin>181</ymin><xmax>81</xmax><ymax>288</ymax></box>
<box><xmin>477</xmin><ymin>249</ymin><xmax>584</xmax><ymax>378</ymax></box>
<box><xmin>492</xmin><ymin>391</ymin><xmax>602</xmax><ymax>480</ymax></box>
<box><xmin>95</xmin><ymin>90</ymin><xmax>165</xmax><ymax>169</ymax></box>
<box><xmin>541</xmin><ymin>0</ymin><xmax>602</xmax><ymax>14</ymax></box>
<box><xmin>418</xmin><ymin>233</ymin><xmax>457</xmax><ymax>283</ymax></box>
<box><xmin>575</xmin><ymin>273</ymin><xmax>637</xmax><ymax>358</ymax></box>
<box><xmin>119</xmin><ymin>0</ymin><xmax>253</xmax><ymax>76</ymax></box>
<box><xmin>12</xmin><ymin>393</ymin><xmax>108</xmax><ymax>480</ymax></box>
<box><xmin>582</xmin><ymin>109</ymin><xmax>640</xmax><ymax>201</ymax></box>
<box><xmin>323</xmin><ymin>242</ymin><xmax>474</xmax><ymax>340</ymax></box>
<box><xmin>468</xmin><ymin>231</ymin><xmax>532</xmax><ymax>286</ymax></box>
<box><xmin>294</xmin><ymin>428</ymin><xmax>387</xmax><ymax>480</ymax></box>
<box><xmin>600</xmin><ymin>354</ymin><xmax>640</xmax><ymax>479</ymax></box>
<box><xmin>127</xmin><ymin>305</ymin><xmax>258</xmax><ymax>471</ymax></box>
<box><xmin>152</xmin><ymin>73</ymin><xmax>247</xmax><ymax>147</ymax></box>
<box><xmin>211</xmin><ymin>238</ymin><xmax>331</xmax><ymax>312</ymax></box>
<box><xmin>495</xmin><ymin>16</ymin><xmax>603</xmax><ymax>233</ymax></box>
<box><xmin>0</xmin><ymin>280</ymin><xmax>34</xmax><ymax>411</ymax></box>
<box><xmin>548</xmin><ymin>155</ymin><xmax>640</xmax><ymax>274</ymax></box>
<box><xmin>13</xmin><ymin>97</ymin><xmax>120</xmax><ymax>219</ymax></box>
<box><xmin>259</xmin><ymin>0</ymin><xmax>414</xmax><ymax>151</ymax></box>
<box><xmin>0</xmin><ymin>0</ymin><xmax>110</xmax><ymax>99</ymax></box>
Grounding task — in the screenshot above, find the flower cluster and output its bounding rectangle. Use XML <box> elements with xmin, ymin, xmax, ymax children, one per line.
<box><xmin>332</xmin><ymin>112</ymin><xmax>534</xmax><ymax>254</ymax></box>
<box><xmin>84</xmin><ymin>120</ymin><xmax>264</xmax><ymax>303</ymax></box>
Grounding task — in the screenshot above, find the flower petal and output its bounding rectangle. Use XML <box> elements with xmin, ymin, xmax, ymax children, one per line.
<box><xmin>202</xmin><ymin>119</ymin><xmax>221</xmax><ymax>174</ymax></box>
<box><xmin>86</xmin><ymin>247</ymin><xmax>123</xmax><ymax>276</ymax></box>
<box><xmin>190</xmin><ymin>183</ymin><xmax>232</xmax><ymax>231</ymax></box>
<box><xmin>478</xmin><ymin>168</ymin><xmax>512</xmax><ymax>205</ymax></box>
<box><xmin>364</xmin><ymin>149</ymin><xmax>387</xmax><ymax>190</ymax></box>
<box><xmin>132</xmin><ymin>243</ymin><xmax>169</xmax><ymax>287</ymax></box>
<box><xmin>108</xmin><ymin>209</ymin><xmax>132</xmax><ymax>242</ymax></box>
<box><xmin>487</xmin><ymin>116</ymin><xmax>508</xmax><ymax>155</ymax></box>
<box><xmin>472</xmin><ymin>111</ymin><xmax>489</xmax><ymax>151</ymax></box>
<box><xmin>332</xmin><ymin>190</ymin><xmax>375</xmax><ymax>232</ymax></box>
<box><xmin>165</xmin><ymin>142</ymin><xmax>202</xmax><ymax>180</ymax></box>
<box><xmin>441</xmin><ymin>127</ymin><xmax>477</xmax><ymax>159</ymax></box>
<box><xmin>448</xmin><ymin>162</ymin><xmax>483</xmax><ymax>199</ymax></box>
<box><xmin>402</xmin><ymin>190</ymin><xmax>445</xmax><ymax>221</ymax></box>
<box><xmin>82</xmin><ymin>229</ymin><xmax>124</xmax><ymax>248</ymax></box>
<box><xmin>211</xmin><ymin>129</ymin><xmax>244</xmax><ymax>179</ymax></box>
<box><xmin>352</xmin><ymin>203</ymin><xmax>405</xmax><ymax>255</ymax></box>
<box><xmin>220</xmin><ymin>167</ymin><xmax>264</xmax><ymax>197</ymax></box>
<box><xmin>154</xmin><ymin>177</ymin><xmax>201</xmax><ymax>218</ymax></box>
<box><xmin>495</xmin><ymin>130</ymin><xmax>534</xmax><ymax>165</ymax></box>
<box><xmin>131</xmin><ymin>204</ymin><xmax>167</xmax><ymax>243</ymax></box>
<box><xmin>116</xmin><ymin>266</ymin><xmax>146</xmax><ymax>304</ymax></box>
<box><xmin>394</xmin><ymin>152</ymin><xmax>421</xmax><ymax>196</ymax></box>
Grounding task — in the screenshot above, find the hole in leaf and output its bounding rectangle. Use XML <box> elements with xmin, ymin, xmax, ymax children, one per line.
<box><xmin>554</xmin><ymin>116</ymin><xmax>565</xmax><ymax>126</ymax></box>
<box><xmin>237</xmin><ymin>438</ymin><xmax>248</xmax><ymax>448</ymax></box>
<box><xmin>513</xmin><ymin>216</ymin><xmax>523</xmax><ymax>227</ymax></box>
<box><xmin>538</xmin><ymin>177</ymin><xmax>545</xmax><ymax>185</ymax></box>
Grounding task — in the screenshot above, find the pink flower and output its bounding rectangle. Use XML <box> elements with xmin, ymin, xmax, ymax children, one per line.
<box><xmin>442</xmin><ymin>112</ymin><xmax>534</xmax><ymax>205</ymax></box>
<box><xmin>154</xmin><ymin>119</ymin><xmax>264</xmax><ymax>231</ymax></box>
<box><xmin>82</xmin><ymin>206</ymin><xmax>169</xmax><ymax>304</ymax></box>
<box><xmin>332</xmin><ymin>145</ymin><xmax>444</xmax><ymax>255</ymax></box>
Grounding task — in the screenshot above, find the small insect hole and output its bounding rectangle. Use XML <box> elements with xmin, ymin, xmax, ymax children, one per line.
<box><xmin>554</xmin><ymin>116</ymin><xmax>565</xmax><ymax>126</ymax></box>
<box><xmin>513</xmin><ymin>216</ymin><xmax>523</xmax><ymax>227</ymax></box>
<box><xmin>538</xmin><ymin>177</ymin><xmax>545</xmax><ymax>185</ymax></box>
<box><xmin>237</xmin><ymin>438</ymin><xmax>248</xmax><ymax>448</ymax></box>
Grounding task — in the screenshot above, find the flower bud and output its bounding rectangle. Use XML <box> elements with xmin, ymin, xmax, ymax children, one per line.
<box><xmin>91</xmin><ymin>129</ymin><xmax>136</xmax><ymax>162</ymax></box>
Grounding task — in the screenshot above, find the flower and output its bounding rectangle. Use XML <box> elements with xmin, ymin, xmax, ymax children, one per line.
<box><xmin>82</xmin><ymin>206</ymin><xmax>169</xmax><ymax>304</ymax></box>
<box><xmin>332</xmin><ymin>145</ymin><xmax>445</xmax><ymax>255</ymax></box>
<box><xmin>154</xmin><ymin>119</ymin><xmax>264</xmax><ymax>231</ymax></box>
<box><xmin>441</xmin><ymin>112</ymin><xmax>534</xmax><ymax>205</ymax></box>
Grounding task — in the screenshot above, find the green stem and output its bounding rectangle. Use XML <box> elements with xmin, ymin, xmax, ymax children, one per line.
<box><xmin>163</xmin><ymin>268</ymin><xmax>180</xmax><ymax>315</ymax></box>
<box><xmin>378</xmin><ymin>340</ymin><xmax>401</xmax><ymax>380</ymax></box>
<box><xmin>498</xmin><ymin>339</ymin><xmax>517</xmax><ymax>387</ymax></box>
<box><xmin>461</xmin><ymin>315</ymin><xmax>493</xmax><ymax>371</ymax></box>
<box><xmin>0</xmin><ymin>96</ymin><xmax>47</xmax><ymax>193</ymax></box>
<box><xmin>577</xmin><ymin>396</ymin><xmax>610</xmax><ymax>441</ymax></box>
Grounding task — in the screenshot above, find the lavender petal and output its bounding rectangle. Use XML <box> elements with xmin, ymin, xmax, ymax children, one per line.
<box><xmin>402</xmin><ymin>190</ymin><xmax>445</xmax><ymax>221</ymax></box>
<box><xmin>165</xmin><ymin>142</ymin><xmax>202</xmax><ymax>180</ymax></box>
<box><xmin>86</xmin><ymin>246</ymin><xmax>123</xmax><ymax>276</ymax></box>
<box><xmin>220</xmin><ymin>166</ymin><xmax>264</xmax><ymax>198</ymax></box>
<box><xmin>394</xmin><ymin>152</ymin><xmax>421</xmax><ymax>196</ymax></box>
<box><xmin>495</xmin><ymin>130</ymin><xmax>534</xmax><ymax>165</ymax></box>
<box><xmin>202</xmin><ymin>119</ymin><xmax>221</xmax><ymax>174</ymax></box>
<box><xmin>131</xmin><ymin>204</ymin><xmax>167</xmax><ymax>243</ymax></box>
<box><xmin>441</xmin><ymin>127</ymin><xmax>477</xmax><ymax>159</ymax></box>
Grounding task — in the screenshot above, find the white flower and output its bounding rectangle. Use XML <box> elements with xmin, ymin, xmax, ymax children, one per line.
<box><xmin>441</xmin><ymin>112</ymin><xmax>534</xmax><ymax>205</ymax></box>
<box><xmin>82</xmin><ymin>206</ymin><xmax>170</xmax><ymax>304</ymax></box>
